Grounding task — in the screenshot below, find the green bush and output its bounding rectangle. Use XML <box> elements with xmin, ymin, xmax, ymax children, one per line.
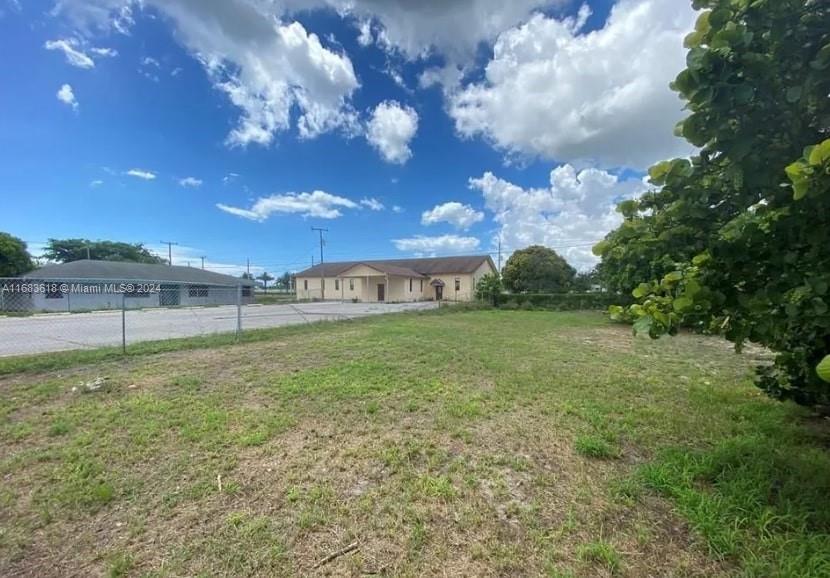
<box><xmin>496</xmin><ymin>292</ymin><xmax>629</xmax><ymax>311</ymax></box>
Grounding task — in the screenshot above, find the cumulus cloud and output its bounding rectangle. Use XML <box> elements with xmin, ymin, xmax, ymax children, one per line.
<box><xmin>392</xmin><ymin>205</ymin><xmax>404</xmax><ymax>213</ymax></box>
<box><xmin>469</xmin><ymin>165</ymin><xmax>648</xmax><ymax>271</ymax></box>
<box><xmin>125</xmin><ymin>168</ymin><xmax>156</xmax><ymax>180</ymax></box>
<box><xmin>217</xmin><ymin>190</ymin><xmax>358</xmax><ymax>221</ymax></box>
<box><xmin>178</xmin><ymin>176</ymin><xmax>203</xmax><ymax>188</ymax></box>
<box><xmin>366</xmin><ymin>100</ymin><xmax>418</xmax><ymax>164</ymax></box>
<box><xmin>53</xmin><ymin>0</ymin><xmax>360</xmax><ymax>146</ymax></box>
<box><xmin>450</xmin><ymin>0</ymin><xmax>696</xmax><ymax>170</ymax></box>
<box><xmin>56</xmin><ymin>84</ymin><xmax>78</xmax><ymax>110</ymax></box>
<box><xmin>421</xmin><ymin>202</ymin><xmax>484</xmax><ymax>231</ymax></box>
<box><xmin>360</xmin><ymin>197</ymin><xmax>384</xmax><ymax>211</ymax></box>
<box><xmin>45</xmin><ymin>37</ymin><xmax>116</xmax><ymax>68</ymax></box>
<box><xmin>393</xmin><ymin>234</ymin><xmax>480</xmax><ymax>256</ymax></box>
<box><xmin>310</xmin><ymin>0</ymin><xmax>561</xmax><ymax>64</ymax></box>
<box><xmin>356</xmin><ymin>19</ymin><xmax>373</xmax><ymax>47</ymax></box>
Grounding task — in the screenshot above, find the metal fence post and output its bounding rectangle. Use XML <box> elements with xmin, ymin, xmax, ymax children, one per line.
<box><xmin>121</xmin><ymin>292</ymin><xmax>126</xmax><ymax>354</ymax></box>
<box><xmin>236</xmin><ymin>283</ymin><xmax>242</xmax><ymax>337</ymax></box>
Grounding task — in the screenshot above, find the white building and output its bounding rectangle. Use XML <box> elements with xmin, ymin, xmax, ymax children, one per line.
<box><xmin>294</xmin><ymin>255</ymin><xmax>497</xmax><ymax>302</ymax></box>
<box><xmin>3</xmin><ymin>260</ymin><xmax>255</xmax><ymax>312</ymax></box>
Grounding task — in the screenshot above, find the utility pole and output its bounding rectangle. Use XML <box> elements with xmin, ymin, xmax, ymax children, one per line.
<box><xmin>200</xmin><ymin>256</ymin><xmax>206</xmax><ymax>270</ymax></box>
<box><xmin>497</xmin><ymin>236</ymin><xmax>502</xmax><ymax>273</ymax></box>
<box><xmin>160</xmin><ymin>241</ymin><xmax>178</xmax><ymax>266</ymax></box>
<box><xmin>85</xmin><ymin>245</ymin><xmax>91</xmax><ymax>260</ymax></box>
<box><xmin>311</xmin><ymin>227</ymin><xmax>328</xmax><ymax>300</ymax></box>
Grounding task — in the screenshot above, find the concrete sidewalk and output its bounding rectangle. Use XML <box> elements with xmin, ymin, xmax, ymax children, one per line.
<box><xmin>0</xmin><ymin>301</ymin><xmax>438</xmax><ymax>357</ymax></box>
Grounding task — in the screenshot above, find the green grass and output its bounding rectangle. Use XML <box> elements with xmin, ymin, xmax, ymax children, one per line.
<box><xmin>574</xmin><ymin>434</ymin><xmax>620</xmax><ymax>459</ymax></box>
<box><xmin>577</xmin><ymin>540</ymin><xmax>622</xmax><ymax>574</ymax></box>
<box><xmin>0</xmin><ymin>309</ymin><xmax>828</xmax><ymax>576</ymax></box>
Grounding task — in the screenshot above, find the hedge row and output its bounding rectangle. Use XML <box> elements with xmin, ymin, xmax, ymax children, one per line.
<box><xmin>493</xmin><ymin>292</ymin><xmax>630</xmax><ymax>311</ymax></box>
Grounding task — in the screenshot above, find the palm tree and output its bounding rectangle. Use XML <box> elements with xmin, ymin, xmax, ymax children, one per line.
<box><xmin>256</xmin><ymin>271</ymin><xmax>275</xmax><ymax>293</ymax></box>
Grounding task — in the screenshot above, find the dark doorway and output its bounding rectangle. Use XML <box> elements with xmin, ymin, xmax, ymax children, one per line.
<box><xmin>159</xmin><ymin>284</ymin><xmax>181</xmax><ymax>307</ymax></box>
<box><xmin>435</xmin><ymin>286</ymin><xmax>443</xmax><ymax>301</ymax></box>
<box><xmin>377</xmin><ymin>283</ymin><xmax>385</xmax><ymax>302</ymax></box>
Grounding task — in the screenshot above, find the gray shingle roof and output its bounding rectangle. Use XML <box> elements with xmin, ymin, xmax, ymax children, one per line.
<box><xmin>296</xmin><ymin>255</ymin><xmax>495</xmax><ymax>278</ymax></box>
<box><xmin>23</xmin><ymin>260</ymin><xmax>255</xmax><ymax>286</ymax></box>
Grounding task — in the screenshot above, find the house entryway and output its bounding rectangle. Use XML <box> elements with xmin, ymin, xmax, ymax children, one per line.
<box><xmin>377</xmin><ymin>283</ymin><xmax>385</xmax><ymax>302</ymax></box>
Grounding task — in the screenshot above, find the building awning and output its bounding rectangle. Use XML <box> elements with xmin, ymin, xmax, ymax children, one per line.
<box><xmin>429</xmin><ymin>279</ymin><xmax>445</xmax><ymax>287</ymax></box>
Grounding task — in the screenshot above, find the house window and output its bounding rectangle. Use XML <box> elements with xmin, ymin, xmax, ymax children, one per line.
<box><xmin>188</xmin><ymin>285</ymin><xmax>209</xmax><ymax>297</ymax></box>
<box><xmin>335</xmin><ymin>279</ymin><xmax>340</xmax><ymax>291</ymax></box>
<box><xmin>409</xmin><ymin>278</ymin><xmax>413</xmax><ymax>292</ymax></box>
<box><xmin>420</xmin><ymin>279</ymin><xmax>423</xmax><ymax>291</ymax></box>
<box><xmin>349</xmin><ymin>279</ymin><xmax>354</xmax><ymax>291</ymax></box>
<box><xmin>455</xmin><ymin>278</ymin><xmax>461</xmax><ymax>291</ymax></box>
<box><xmin>242</xmin><ymin>286</ymin><xmax>252</xmax><ymax>297</ymax></box>
<box><xmin>45</xmin><ymin>284</ymin><xmax>64</xmax><ymax>299</ymax></box>
<box><xmin>304</xmin><ymin>279</ymin><xmax>308</xmax><ymax>290</ymax></box>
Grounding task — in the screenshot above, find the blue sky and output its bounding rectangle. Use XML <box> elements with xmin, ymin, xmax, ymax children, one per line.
<box><xmin>0</xmin><ymin>0</ymin><xmax>696</xmax><ymax>275</ymax></box>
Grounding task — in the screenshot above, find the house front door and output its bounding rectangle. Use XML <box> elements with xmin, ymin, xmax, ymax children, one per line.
<box><xmin>377</xmin><ymin>283</ymin><xmax>385</xmax><ymax>302</ymax></box>
<box><xmin>435</xmin><ymin>286</ymin><xmax>443</xmax><ymax>301</ymax></box>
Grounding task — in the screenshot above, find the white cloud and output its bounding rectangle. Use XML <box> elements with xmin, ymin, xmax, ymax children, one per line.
<box><xmin>469</xmin><ymin>164</ymin><xmax>648</xmax><ymax>271</ymax></box>
<box><xmin>90</xmin><ymin>179</ymin><xmax>103</xmax><ymax>187</ymax></box>
<box><xmin>421</xmin><ymin>202</ymin><xmax>484</xmax><ymax>231</ymax></box>
<box><xmin>314</xmin><ymin>0</ymin><xmax>562</xmax><ymax>64</ymax></box>
<box><xmin>391</xmin><ymin>205</ymin><xmax>404</xmax><ymax>213</ymax></box>
<box><xmin>450</xmin><ymin>0</ymin><xmax>696</xmax><ymax>170</ymax></box>
<box><xmin>125</xmin><ymin>168</ymin><xmax>156</xmax><ymax>180</ymax></box>
<box><xmin>44</xmin><ymin>37</ymin><xmax>115</xmax><ymax>68</ymax></box>
<box><xmin>89</xmin><ymin>46</ymin><xmax>116</xmax><ymax>57</ymax></box>
<box><xmin>223</xmin><ymin>172</ymin><xmax>240</xmax><ymax>184</ymax></box>
<box><xmin>393</xmin><ymin>234</ymin><xmax>480</xmax><ymax>256</ymax></box>
<box><xmin>356</xmin><ymin>20</ymin><xmax>373</xmax><ymax>46</ymax></box>
<box><xmin>360</xmin><ymin>197</ymin><xmax>384</xmax><ymax>211</ymax></box>
<box><xmin>56</xmin><ymin>84</ymin><xmax>78</xmax><ymax>110</ymax></box>
<box><xmin>217</xmin><ymin>190</ymin><xmax>358</xmax><ymax>221</ymax></box>
<box><xmin>366</xmin><ymin>100</ymin><xmax>418</xmax><ymax>164</ymax></box>
<box><xmin>178</xmin><ymin>176</ymin><xmax>203</xmax><ymax>188</ymax></box>
<box><xmin>54</xmin><ymin>0</ymin><xmax>360</xmax><ymax>146</ymax></box>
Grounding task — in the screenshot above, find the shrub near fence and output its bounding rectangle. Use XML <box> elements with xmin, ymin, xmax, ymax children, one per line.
<box><xmin>495</xmin><ymin>292</ymin><xmax>630</xmax><ymax>311</ymax></box>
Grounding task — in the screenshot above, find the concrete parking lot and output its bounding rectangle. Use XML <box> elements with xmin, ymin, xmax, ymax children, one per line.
<box><xmin>0</xmin><ymin>301</ymin><xmax>438</xmax><ymax>357</ymax></box>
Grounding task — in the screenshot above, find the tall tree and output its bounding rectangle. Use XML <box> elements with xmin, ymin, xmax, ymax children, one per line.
<box><xmin>502</xmin><ymin>245</ymin><xmax>576</xmax><ymax>293</ymax></box>
<box><xmin>43</xmin><ymin>239</ymin><xmax>166</xmax><ymax>264</ymax></box>
<box><xmin>257</xmin><ymin>271</ymin><xmax>275</xmax><ymax>292</ymax></box>
<box><xmin>0</xmin><ymin>233</ymin><xmax>34</xmax><ymax>277</ymax></box>
<box><xmin>276</xmin><ymin>272</ymin><xmax>292</xmax><ymax>290</ymax></box>
<box><xmin>601</xmin><ymin>0</ymin><xmax>830</xmax><ymax>408</ymax></box>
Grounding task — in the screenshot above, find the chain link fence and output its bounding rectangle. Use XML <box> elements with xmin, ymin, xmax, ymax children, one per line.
<box><xmin>0</xmin><ymin>277</ymin><xmax>436</xmax><ymax>357</ymax></box>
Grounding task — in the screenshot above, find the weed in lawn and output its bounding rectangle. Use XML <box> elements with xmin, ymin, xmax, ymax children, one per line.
<box><xmin>575</xmin><ymin>434</ymin><xmax>620</xmax><ymax>459</ymax></box>
<box><xmin>578</xmin><ymin>540</ymin><xmax>622</xmax><ymax>574</ymax></box>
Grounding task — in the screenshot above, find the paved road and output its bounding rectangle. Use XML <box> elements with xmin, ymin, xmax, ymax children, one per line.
<box><xmin>0</xmin><ymin>301</ymin><xmax>438</xmax><ymax>357</ymax></box>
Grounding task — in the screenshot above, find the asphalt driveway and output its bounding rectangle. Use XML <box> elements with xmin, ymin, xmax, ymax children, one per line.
<box><xmin>0</xmin><ymin>301</ymin><xmax>438</xmax><ymax>357</ymax></box>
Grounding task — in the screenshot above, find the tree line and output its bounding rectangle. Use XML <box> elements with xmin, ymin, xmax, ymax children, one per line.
<box><xmin>0</xmin><ymin>236</ymin><xmax>295</xmax><ymax>290</ymax></box>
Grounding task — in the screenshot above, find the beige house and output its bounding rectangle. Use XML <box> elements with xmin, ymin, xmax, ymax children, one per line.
<box><xmin>294</xmin><ymin>255</ymin><xmax>497</xmax><ymax>302</ymax></box>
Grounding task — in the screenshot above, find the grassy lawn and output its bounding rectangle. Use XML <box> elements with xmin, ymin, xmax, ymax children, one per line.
<box><xmin>1</xmin><ymin>309</ymin><xmax>828</xmax><ymax>576</ymax></box>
